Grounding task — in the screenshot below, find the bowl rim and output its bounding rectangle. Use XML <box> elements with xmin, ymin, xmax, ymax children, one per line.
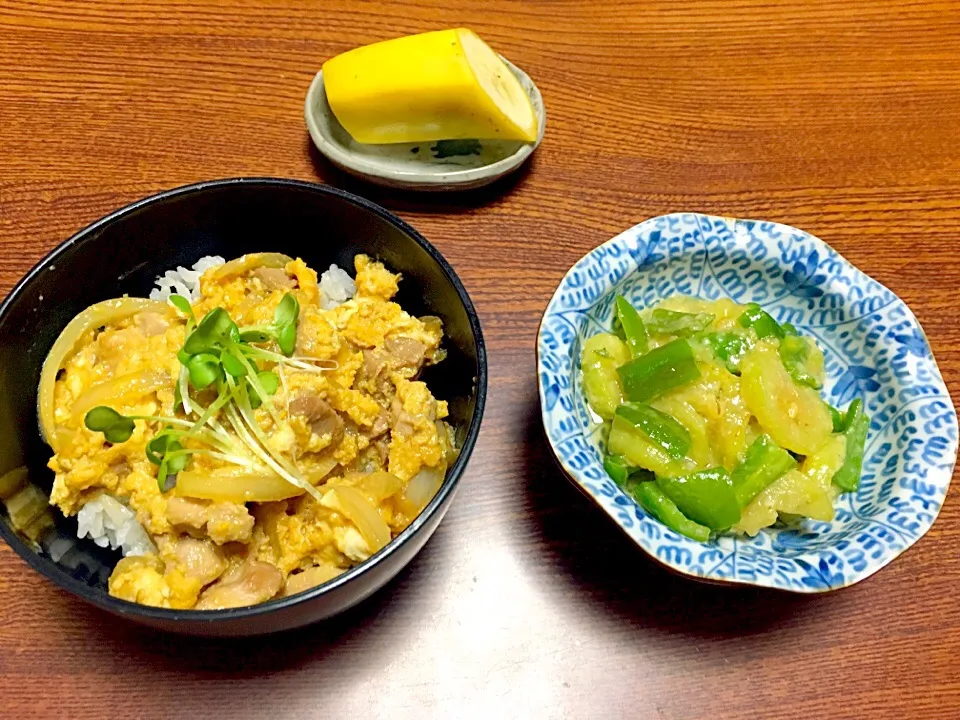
<box><xmin>0</xmin><ymin>177</ymin><xmax>488</xmax><ymax>623</ymax></box>
<box><xmin>536</xmin><ymin>211</ymin><xmax>958</xmax><ymax>593</ymax></box>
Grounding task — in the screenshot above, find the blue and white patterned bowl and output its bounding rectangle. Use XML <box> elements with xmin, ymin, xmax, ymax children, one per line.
<box><xmin>537</xmin><ymin>213</ymin><xmax>958</xmax><ymax>592</ymax></box>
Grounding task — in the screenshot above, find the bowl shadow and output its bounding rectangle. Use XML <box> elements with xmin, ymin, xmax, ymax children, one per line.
<box><xmin>304</xmin><ymin>136</ymin><xmax>535</xmax><ymax>214</ymax></box>
<box><xmin>517</xmin><ymin>389</ymin><xmax>827</xmax><ymax>638</ymax></box>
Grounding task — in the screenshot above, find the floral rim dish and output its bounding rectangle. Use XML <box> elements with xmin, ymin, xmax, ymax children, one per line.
<box><xmin>537</xmin><ymin>213</ymin><xmax>957</xmax><ymax>592</ymax></box>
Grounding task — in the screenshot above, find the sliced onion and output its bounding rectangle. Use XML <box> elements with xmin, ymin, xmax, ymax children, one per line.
<box><xmin>53</xmin><ymin>426</ymin><xmax>79</xmax><ymax>453</ymax></box>
<box><xmin>69</xmin><ymin>370</ymin><xmax>171</xmax><ymax>426</ymax></box>
<box><xmin>322</xmin><ymin>486</ymin><xmax>391</xmax><ymax>553</ymax></box>
<box><xmin>39</xmin><ymin>297</ymin><xmax>169</xmax><ymax>450</ymax></box>
<box><xmin>176</xmin><ymin>467</ymin><xmax>304</xmax><ymax>503</ymax></box>
<box><xmin>352</xmin><ymin>470</ymin><xmax>405</xmax><ymax>504</ymax></box>
<box><xmin>281</xmin><ymin>564</ymin><xmax>344</xmax><ymax>597</ymax></box>
<box><xmin>211</xmin><ymin>253</ymin><xmax>294</xmax><ymax>280</ymax></box>
<box><xmin>397</xmin><ymin>466</ymin><xmax>445</xmax><ymax>518</ymax></box>
<box><xmin>303</xmin><ymin>456</ymin><xmax>339</xmax><ymax>485</ymax></box>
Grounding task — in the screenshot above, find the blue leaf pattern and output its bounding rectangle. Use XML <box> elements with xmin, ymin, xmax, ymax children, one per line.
<box><xmin>892</xmin><ymin>329</ymin><xmax>929</xmax><ymax>359</ymax></box>
<box><xmin>537</xmin><ymin>213</ymin><xmax>958</xmax><ymax>593</ymax></box>
<box><xmin>783</xmin><ymin>249</ymin><xmax>828</xmax><ymax>299</ymax></box>
<box><xmin>832</xmin><ymin>365</ymin><xmax>882</xmax><ymax>406</ymax></box>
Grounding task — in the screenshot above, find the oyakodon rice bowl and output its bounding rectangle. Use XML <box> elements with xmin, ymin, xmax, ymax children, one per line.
<box><xmin>39</xmin><ymin>252</ymin><xmax>457</xmax><ymax>610</ymax></box>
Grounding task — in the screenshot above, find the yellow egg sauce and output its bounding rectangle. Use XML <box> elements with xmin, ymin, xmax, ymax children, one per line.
<box><xmin>44</xmin><ymin>254</ymin><xmax>457</xmax><ymax>609</ymax></box>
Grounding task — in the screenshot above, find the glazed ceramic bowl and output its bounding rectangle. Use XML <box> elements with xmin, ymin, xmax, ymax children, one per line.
<box><xmin>537</xmin><ymin>213</ymin><xmax>957</xmax><ymax>592</ymax></box>
<box><xmin>305</xmin><ymin>57</ymin><xmax>546</xmax><ymax>191</ymax></box>
<box><xmin>0</xmin><ymin>178</ymin><xmax>487</xmax><ymax>635</ymax></box>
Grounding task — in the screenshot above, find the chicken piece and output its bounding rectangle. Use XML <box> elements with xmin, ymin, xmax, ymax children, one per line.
<box><xmin>108</xmin><ymin>460</ymin><xmax>132</xmax><ymax>479</ymax></box>
<box><xmin>385</xmin><ymin>336</ymin><xmax>426</xmax><ymax>370</ymax></box>
<box><xmin>368</xmin><ymin>409</ymin><xmax>391</xmax><ymax>439</ymax></box>
<box><xmin>254</xmin><ymin>267</ymin><xmax>296</xmax><ymax>290</ymax></box>
<box><xmin>165</xmin><ymin>496</ymin><xmax>209</xmax><ymax>529</ymax></box>
<box><xmin>295</xmin><ymin>309</ymin><xmax>341</xmax><ymax>359</ymax></box>
<box><xmin>172</xmin><ymin>537</ymin><xmax>228</xmax><ymax>586</ymax></box>
<box><xmin>372</xmin><ymin>437</ymin><xmax>390</xmax><ymax>465</ymax></box>
<box><xmin>206</xmin><ymin>503</ymin><xmax>255</xmax><ymax>544</ymax></box>
<box><xmin>281</xmin><ymin>564</ymin><xmax>343</xmax><ymax>597</ymax></box>
<box><xmin>361</xmin><ymin>348</ymin><xmax>389</xmax><ymax>384</ymax></box>
<box><xmin>165</xmin><ymin>497</ymin><xmax>254</xmax><ymax>545</ymax></box>
<box><xmin>134</xmin><ymin>311</ymin><xmax>170</xmax><ymax>337</ymax></box>
<box><xmin>289</xmin><ymin>392</ymin><xmax>345</xmax><ymax>445</ymax></box>
<box><xmin>195</xmin><ymin>559</ymin><xmax>283</xmax><ymax>610</ymax></box>
<box><xmin>390</xmin><ymin>396</ymin><xmax>417</xmax><ymax>437</ymax></box>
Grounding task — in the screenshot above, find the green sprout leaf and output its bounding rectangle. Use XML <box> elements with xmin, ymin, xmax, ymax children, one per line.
<box><xmin>277</xmin><ymin>323</ymin><xmax>296</xmax><ymax>356</ymax></box>
<box><xmin>150</xmin><ymin>433</ymin><xmax>188</xmax><ymax>492</ymax></box>
<box><xmin>85</xmin><ymin>406</ymin><xmax>124</xmax><ymax>432</ymax></box>
<box><xmin>239</xmin><ymin>329</ymin><xmax>271</xmax><ymax>344</ymax></box>
<box><xmin>166</xmin><ymin>444</ymin><xmax>188</xmax><ymax>473</ymax></box>
<box><xmin>258</xmin><ymin>370</ymin><xmax>279</xmax><ymax>395</ymax></box>
<box><xmin>184</xmin><ymin>308</ymin><xmax>236</xmax><ymax>354</ymax></box>
<box><xmin>104</xmin><ymin>422</ymin><xmax>135</xmax><ymax>444</ymax></box>
<box><xmin>168</xmin><ymin>294</ymin><xmax>195</xmax><ymax>321</ymax></box>
<box><xmin>159</xmin><ymin>475</ymin><xmax>176</xmax><ymax>493</ymax></box>
<box><xmin>273</xmin><ymin>293</ymin><xmax>299</xmax><ymax>328</ymax></box>
<box><xmin>220</xmin><ymin>350</ymin><xmax>247</xmax><ymax>378</ymax></box>
<box><xmin>145</xmin><ymin>433</ymin><xmax>169</xmax><ymax>465</ymax></box>
<box><xmin>187</xmin><ymin>353</ymin><xmax>220</xmax><ymax>389</ymax></box>
<box><xmin>84</xmin><ymin>406</ymin><xmax>135</xmax><ymax>444</ymax></box>
<box><xmin>157</xmin><ymin>461</ymin><xmax>175</xmax><ymax>493</ymax></box>
<box><xmin>247</xmin><ymin>371</ymin><xmax>279</xmax><ymax>410</ymax></box>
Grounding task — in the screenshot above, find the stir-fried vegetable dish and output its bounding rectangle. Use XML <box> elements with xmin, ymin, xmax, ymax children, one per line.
<box><xmin>581</xmin><ymin>295</ymin><xmax>869</xmax><ymax>540</ymax></box>
<box><xmin>41</xmin><ymin>253</ymin><xmax>456</xmax><ymax>609</ymax></box>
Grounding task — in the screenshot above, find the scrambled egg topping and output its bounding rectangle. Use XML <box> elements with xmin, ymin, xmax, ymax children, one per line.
<box><xmin>47</xmin><ymin>254</ymin><xmax>456</xmax><ymax>609</ymax></box>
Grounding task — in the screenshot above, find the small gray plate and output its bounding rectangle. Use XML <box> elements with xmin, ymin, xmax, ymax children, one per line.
<box><xmin>304</xmin><ymin>57</ymin><xmax>545</xmax><ymax>191</ymax></box>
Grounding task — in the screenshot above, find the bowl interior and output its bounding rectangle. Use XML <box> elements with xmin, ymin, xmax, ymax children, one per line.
<box><xmin>538</xmin><ymin>213</ymin><xmax>957</xmax><ymax>591</ymax></box>
<box><xmin>0</xmin><ymin>178</ymin><xmax>485</xmax><ymax>615</ymax></box>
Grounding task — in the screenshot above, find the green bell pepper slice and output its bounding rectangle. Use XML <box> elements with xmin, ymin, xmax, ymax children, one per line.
<box><xmin>626</xmin><ymin>479</ymin><xmax>711</xmax><ymax>542</ymax></box>
<box><xmin>655</xmin><ymin>467</ymin><xmax>741</xmax><ymax>530</ymax></box>
<box><xmin>646</xmin><ymin>309</ymin><xmax>715</xmax><ymax>337</ymax></box>
<box><xmin>617</xmin><ymin>338</ymin><xmax>701</xmax><ymax>403</ymax></box>
<box><xmin>612</xmin><ymin>403</ymin><xmax>691</xmax><ymax>460</ymax></box>
<box><xmin>614</xmin><ymin>296</ymin><xmax>649</xmax><ymax>358</ymax></box>
<box><xmin>738</xmin><ymin>302</ymin><xmax>784</xmax><ymax>339</ymax></box>
<box><xmin>730</xmin><ymin>434</ymin><xmax>798</xmax><ymax>507</ymax></box>
<box><xmin>778</xmin><ymin>335</ymin><xmax>823</xmax><ymax>389</ymax></box>
<box><xmin>832</xmin><ymin>398</ymin><xmax>870</xmax><ymax>492</ymax></box>
<box><xmin>603</xmin><ymin>454</ymin><xmax>632</xmax><ymax>486</ymax></box>
<box><xmin>702</xmin><ymin>331</ymin><xmax>752</xmax><ymax>374</ymax></box>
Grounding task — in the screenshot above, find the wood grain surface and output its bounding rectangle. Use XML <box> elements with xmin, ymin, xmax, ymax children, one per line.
<box><xmin>2</xmin><ymin>1</ymin><xmax>960</xmax><ymax>718</ymax></box>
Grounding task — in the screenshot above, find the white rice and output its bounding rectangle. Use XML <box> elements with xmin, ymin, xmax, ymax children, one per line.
<box><xmin>76</xmin><ymin>495</ymin><xmax>156</xmax><ymax>557</ymax></box>
<box><xmin>149</xmin><ymin>255</ymin><xmax>226</xmax><ymax>302</ymax></box>
<box><xmin>147</xmin><ymin>255</ymin><xmax>356</xmax><ymax>309</ymax></box>
<box><xmin>319</xmin><ymin>264</ymin><xmax>357</xmax><ymax>309</ymax></box>
<box><xmin>77</xmin><ymin>255</ymin><xmax>358</xmax><ymax>554</ymax></box>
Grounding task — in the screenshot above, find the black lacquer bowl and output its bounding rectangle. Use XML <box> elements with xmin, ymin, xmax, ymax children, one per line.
<box><xmin>0</xmin><ymin>178</ymin><xmax>487</xmax><ymax>636</ymax></box>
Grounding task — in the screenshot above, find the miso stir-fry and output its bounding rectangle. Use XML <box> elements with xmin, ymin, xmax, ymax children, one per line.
<box><xmin>581</xmin><ymin>295</ymin><xmax>869</xmax><ymax>540</ymax></box>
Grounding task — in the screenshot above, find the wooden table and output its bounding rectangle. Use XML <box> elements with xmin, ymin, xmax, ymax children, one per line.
<box><xmin>2</xmin><ymin>2</ymin><xmax>959</xmax><ymax>718</ymax></box>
